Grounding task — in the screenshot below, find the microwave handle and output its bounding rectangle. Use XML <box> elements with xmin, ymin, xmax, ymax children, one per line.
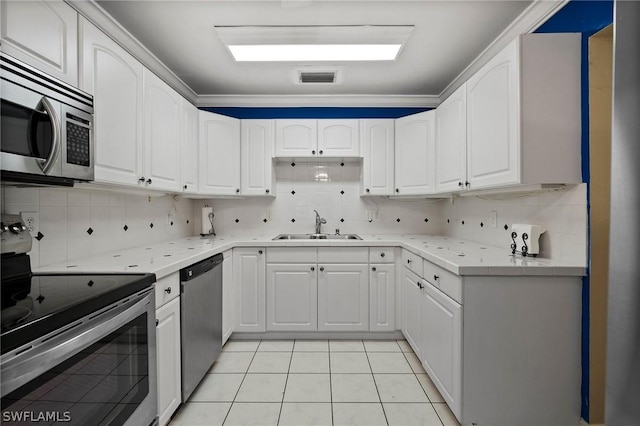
<box><xmin>35</xmin><ymin>96</ymin><xmax>61</xmax><ymax>175</ymax></box>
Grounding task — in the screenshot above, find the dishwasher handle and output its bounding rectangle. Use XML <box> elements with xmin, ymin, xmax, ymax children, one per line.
<box><xmin>180</xmin><ymin>253</ymin><xmax>223</xmax><ymax>282</ymax></box>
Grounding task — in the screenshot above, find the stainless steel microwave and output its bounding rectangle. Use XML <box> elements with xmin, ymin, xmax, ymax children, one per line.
<box><xmin>1</xmin><ymin>53</ymin><xmax>94</xmax><ymax>187</ymax></box>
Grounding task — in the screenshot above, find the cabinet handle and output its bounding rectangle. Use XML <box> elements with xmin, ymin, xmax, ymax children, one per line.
<box><xmin>146</xmin><ymin>178</ymin><xmax>152</xmax><ymax>185</ymax></box>
<box><xmin>416</xmin><ymin>281</ymin><xmax>422</xmax><ymax>289</ymax></box>
<box><xmin>380</xmin><ymin>252</ymin><xmax>385</xmax><ymax>257</ymax></box>
<box><xmin>407</xmin><ymin>259</ymin><xmax>412</xmax><ymax>264</ymax></box>
<box><xmin>311</xmin><ymin>266</ymin><xmax>315</xmax><ymax>271</ymax></box>
<box><xmin>184</xmin><ymin>185</ymin><xmax>188</xmax><ymax>190</ymax></box>
<box><xmin>366</xmin><ymin>188</ymin><xmax>370</xmax><ymax>193</ymax></box>
<box><xmin>139</xmin><ymin>177</ymin><xmax>145</xmax><ymax>183</ymax></box>
<box><xmin>372</xmin><ymin>267</ymin><xmax>377</xmax><ymax>272</ymax></box>
<box><xmin>236</xmin><ymin>188</ymin><xmax>240</xmax><ymax>193</ymax></box>
<box><xmin>266</xmin><ymin>189</ymin><xmax>270</xmax><ymax>194</ymax></box>
<box><xmin>165</xmin><ymin>287</ymin><xmax>172</xmax><ymax>294</ymax></box>
<box><xmin>395</xmin><ymin>188</ymin><xmax>399</xmax><ymax>193</ymax></box>
<box><xmin>312</xmin><ymin>150</ymin><xmax>316</xmax><ymax>155</ymax></box>
<box><xmin>433</xmin><ymin>275</ymin><xmax>439</xmax><ymax>281</ymax></box>
<box><xmin>258</xmin><ymin>250</ymin><xmax>263</xmax><ymax>255</ymax></box>
<box><xmin>155</xmin><ymin>319</ymin><xmax>159</xmax><ymax>327</ymax></box>
<box><xmin>465</xmin><ymin>181</ymin><xmax>470</xmax><ymax>187</ymax></box>
<box><xmin>458</xmin><ymin>181</ymin><xmax>463</xmax><ymax>187</ymax></box>
<box><xmin>319</xmin><ymin>266</ymin><xmax>325</xmax><ymax>272</ymax></box>
<box><xmin>319</xmin><ymin>150</ymin><xmax>323</xmax><ymax>155</ymax></box>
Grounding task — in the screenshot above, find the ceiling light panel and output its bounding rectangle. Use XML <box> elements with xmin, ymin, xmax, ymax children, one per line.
<box><xmin>228</xmin><ymin>44</ymin><xmax>401</xmax><ymax>61</ymax></box>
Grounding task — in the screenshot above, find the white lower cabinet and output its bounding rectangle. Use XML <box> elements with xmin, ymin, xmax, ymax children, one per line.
<box><xmin>156</xmin><ymin>297</ymin><xmax>181</xmax><ymax>426</ymax></box>
<box><xmin>233</xmin><ymin>248</ymin><xmax>266</xmax><ymax>332</ymax></box>
<box><xmin>369</xmin><ymin>263</ymin><xmax>395</xmax><ymax>331</ymax></box>
<box><xmin>420</xmin><ymin>280</ymin><xmax>462</xmax><ymax>418</ymax></box>
<box><xmin>402</xmin><ymin>267</ymin><xmax>423</xmax><ymax>357</ymax></box>
<box><xmin>266</xmin><ymin>263</ymin><xmax>317</xmax><ymax>331</ymax></box>
<box><xmin>318</xmin><ymin>264</ymin><xmax>369</xmax><ymax>331</ymax></box>
<box><xmin>222</xmin><ymin>249</ymin><xmax>233</xmax><ymax>344</ymax></box>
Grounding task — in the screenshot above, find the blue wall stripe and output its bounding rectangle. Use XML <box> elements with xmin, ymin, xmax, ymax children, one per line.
<box><xmin>536</xmin><ymin>0</ymin><xmax>613</xmax><ymax>422</ymax></box>
<box><xmin>200</xmin><ymin>107</ymin><xmax>430</xmax><ymax>119</ymax></box>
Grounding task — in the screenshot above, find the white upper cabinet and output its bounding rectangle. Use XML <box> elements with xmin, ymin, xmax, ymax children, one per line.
<box><xmin>466</xmin><ymin>33</ymin><xmax>581</xmax><ymax>190</ymax></box>
<box><xmin>436</xmin><ymin>85</ymin><xmax>467</xmax><ymax>193</ymax></box>
<box><xmin>81</xmin><ymin>18</ymin><xmax>145</xmax><ymax>187</ymax></box>
<box><xmin>241</xmin><ymin>120</ymin><xmax>275</xmax><ymax>196</ymax></box>
<box><xmin>180</xmin><ymin>99</ymin><xmax>198</xmax><ymax>194</ymax></box>
<box><xmin>275</xmin><ymin>120</ymin><xmax>317</xmax><ymax>157</ymax></box>
<box><xmin>143</xmin><ymin>69</ymin><xmax>181</xmax><ymax>192</ymax></box>
<box><xmin>1</xmin><ymin>0</ymin><xmax>78</xmax><ymax>86</ymax></box>
<box><xmin>394</xmin><ymin>110</ymin><xmax>436</xmax><ymax>195</ymax></box>
<box><xmin>361</xmin><ymin>119</ymin><xmax>395</xmax><ymax>196</ymax></box>
<box><xmin>275</xmin><ymin>119</ymin><xmax>360</xmax><ymax>158</ymax></box>
<box><xmin>198</xmin><ymin>111</ymin><xmax>241</xmax><ymax>195</ymax></box>
<box><xmin>317</xmin><ymin>120</ymin><xmax>360</xmax><ymax>157</ymax></box>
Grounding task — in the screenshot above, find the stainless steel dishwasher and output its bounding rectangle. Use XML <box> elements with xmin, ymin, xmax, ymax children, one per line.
<box><xmin>179</xmin><ymin>253</ymin><xmax>223</xmax><ymax>401</ymax></box>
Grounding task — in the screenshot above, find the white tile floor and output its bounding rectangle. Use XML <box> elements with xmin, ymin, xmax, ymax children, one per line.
<box><xmin>170</xmin><ymin>339</ymin><xmax>460</xmax><ymax>426</ymax></box>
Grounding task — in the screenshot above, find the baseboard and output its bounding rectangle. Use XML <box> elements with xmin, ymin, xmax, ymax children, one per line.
<box><xmin>229</xmin><ymin>331</ymin><xmax>405</xmax><ymax>340</ymax></box>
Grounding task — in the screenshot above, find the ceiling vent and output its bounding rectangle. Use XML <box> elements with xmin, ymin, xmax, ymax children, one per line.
<box><xmin>293</xmin><ymin>67</ymin><xmax>343</xmax><ymax>85</ymax></box>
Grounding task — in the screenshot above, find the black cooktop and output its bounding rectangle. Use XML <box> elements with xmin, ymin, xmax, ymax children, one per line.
<box><xmin>1</xmin><ymin>272</ymin><xmax>156</xmax><ymax>355</ymax></box>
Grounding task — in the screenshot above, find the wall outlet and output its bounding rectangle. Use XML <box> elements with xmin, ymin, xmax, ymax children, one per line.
<box><xmin>21</xmin><ymin>211</ymin><xmax>39</xmax><ymax>237</ymax></box>
<box><xmin>490</xmin><ymin>211</ymin><xmax>497</xmax><ymax>228</ymax></box>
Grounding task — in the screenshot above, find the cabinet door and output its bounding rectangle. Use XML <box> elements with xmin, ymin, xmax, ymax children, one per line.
<box><xmin>318</xmin><ymin>264</ymin><xmax>369</xmax><ymax>331</ymax></box>
<box><xmin>369</xmin><ymin>263</ymin><xmax>395</xmax><ymax>332</ymax></box>
<box><xmin>241</xmin><ymin>120</ymin><xmax>275</xmax><ymax>196</ymax></box>
<box><xmin>394</xmin><ymin>111</ymin><xmax>436</xmax><ymax>195</ymax></box>
<box><xmin>361</xmin><ymin>120</ymin><xmax>394</xmax><ymax>196</ymax></box>
<box><xmin>266</xmin><ymin>263</ymin><xmax>317</xmax><ymax>331</ymax></box>
<box><xmin>436</xmin><ymin>84</ymin><xmax>467</xmax><ymax>193</ymax></box>
<box><xmin>181</xmin><ymin>99</ymin><xmax>198</xmax><ymax>194</ymax></box>
<box><xmin>466</xmin><ymin>39</ymin><xmax>520</xmax><ymax>190</ymax></box>
<box><xmin>233</xmin><ymin>248</ymin><xmax>266</xmax><ymax>332</ymax></box>
<box><xmin>402</xmin><ymin>267</ymin><xmax>423</xmax><ymax>357</ymax></box>
<box><xmin>1</xmin><ymin>0</ymin><xmax>78</xmax><ymax>86</ymax></box>
<box><xmin>199</xmin><ymin>111</ymin><xmax>241</xmax><ymax>195</ymax></box>
<box><xmin>275</xmin><ymin>120</ymin><xmax>317</xmax><ymax>157</ymax></box>
<box><xmin>81</xmin><ymin>19</ymin><xmax>144</xmax><ymax>187</ymax></box>
<box><xmin>421</xmin><ymin>282</ymin><xmax>462</xmax><ymax>419</ymax></box>
<box><xmin>317</xmin><ymin>120</ymin><xmax>360</xmax><ymax>157</ymax></box>
<box><xmin>222</xmin><ymin>250</ymin><xmax>233</xmax><ymax>345</ymax></box>
<box><xmin>143</xmin><ymin>69</ymin><xmax>181</xmax><ymax>192</ymax></box>
<box><xmin>156</xmin><ymin>298</ymin><xmax>181</xmax><ymax>426</ymax></box>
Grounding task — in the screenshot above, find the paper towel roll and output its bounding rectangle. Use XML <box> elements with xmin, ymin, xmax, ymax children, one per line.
<box><xmin>201</xmin><ymin>206</ymin><xmax>214</xmax><ymax>235</ymax></box>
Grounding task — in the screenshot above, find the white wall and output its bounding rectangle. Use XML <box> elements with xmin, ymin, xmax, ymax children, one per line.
<box><xmin>2</xmin><ymin>187</ymin><xmax>194</xmax><ymax>267</ymax></box>
<box><xmin>440</xmin><ymin>184</ymin><xmax>588</xmax><ymax>266</ymax></box>
<box><xmin>195</xmin><ymin>162</ymin><xmax>443</xmax><ymax>237</ymax></box>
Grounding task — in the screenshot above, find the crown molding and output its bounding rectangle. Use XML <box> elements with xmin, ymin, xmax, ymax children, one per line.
<box><xmin>66</xmin><ymin>0</ymin><xmax>198</xmax><ymax>104</ymax></box>
<box><xmin>438</xmin><ymin>0</ymin><xmax>569</xmax><ymax>102</ymax></box>
<box><xmin>196</xmin><ymin>94</ymin><xmax>439</xmax><ymax>108</ymax></box>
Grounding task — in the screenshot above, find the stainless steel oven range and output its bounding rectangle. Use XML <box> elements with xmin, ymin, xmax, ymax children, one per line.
<box><xmin>1</xmin><ymin>215</ymin><xmax>158</xmax><ymax>426</ymax></box>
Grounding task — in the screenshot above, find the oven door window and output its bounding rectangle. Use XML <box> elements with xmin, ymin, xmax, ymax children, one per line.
<box><xmin>1</xmin><ymin>99</ymin><xmax>54</xmax><ymax>160</ymax></box>
<box><xmin>1</xmin><ymin>314</ymin><xmax>149</xmax><ymax>426</ymax></box>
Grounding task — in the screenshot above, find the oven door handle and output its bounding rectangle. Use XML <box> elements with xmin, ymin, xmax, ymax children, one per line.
<box><xmin>1</xmin><ymin>290</ymin><xmax>152</xmax><ymax>397</ymax></box>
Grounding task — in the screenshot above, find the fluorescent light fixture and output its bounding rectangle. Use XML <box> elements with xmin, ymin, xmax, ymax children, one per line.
<box><xmin>228</xmin><ymin>44</ymin><xmax>401</xmax><ymax>61</ymax></box>
<box><xmin>215</xmin><ymin>25</ymin><xmax>413</xmax><ymax>62</ymax></box>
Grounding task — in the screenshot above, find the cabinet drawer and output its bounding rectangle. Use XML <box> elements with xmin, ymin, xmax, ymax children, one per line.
<box><xmin>267</xmin><ymin>247</ymin><xmax>316</xmax><ymax>263</ymax></box>
<box><xmin>402</xmin><ymin>250</ymin><xmax>423</xmax><ymax>276</ymax></box>
<box><xmin>423</xmin><ymin>260</ymin><xmax>461</xmax><ymax>303</ymax></box>
<box><xmin>318</xmin><ymin>247</ymin><xmax>368</xmax><ymax>263</ymax></box>
<box><xmin>369</xmin><ymin>247</ymin><xmax>395</xmax><ymax>263</ymax></box>
<box><xmin>155</xmin><ymin>272</ymin><xmax>180</xmax><ymax>308</ymax></box>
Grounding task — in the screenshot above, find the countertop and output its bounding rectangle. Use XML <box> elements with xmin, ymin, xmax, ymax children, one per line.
<box><xmin>34</xmin><ymin>234</ymin><xmax>586</xmax><ymax>279</ymax></box>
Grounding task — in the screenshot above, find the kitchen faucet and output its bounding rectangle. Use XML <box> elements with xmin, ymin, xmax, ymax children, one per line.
<box><xmin>313</xmin><ymin>210</ymin><xmax>327</xmax><ymax>234</ymax></box>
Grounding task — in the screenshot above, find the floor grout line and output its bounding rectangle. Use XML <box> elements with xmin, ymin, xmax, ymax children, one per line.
<box><xmin>275</xmin><ymin>346</ymin><xmax>294</xmax><ymax>425</ymax></box>
<box><xmin>221</xmin><ymin>339</ymin><xmax>261</xmax><ymax>425</ymax></box>
<box><xmin>364</xmin><ymin>347</ymin><xmax>390</xmax><ymax>426</ymax></box>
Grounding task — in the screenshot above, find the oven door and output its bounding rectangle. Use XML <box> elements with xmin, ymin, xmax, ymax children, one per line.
<box><xmin>1</xmin><ymin>289</ymin><xmax>157</xmax><ymax>426</ymax></box>
<box><xmin>0</xmin><ymin>77</ymin><xmax>63</xmax><ymax>178</ymax></box>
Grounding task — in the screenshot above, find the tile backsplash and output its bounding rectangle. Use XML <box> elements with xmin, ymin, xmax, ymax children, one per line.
<box><xmin>195</xmin><ymin>162</ymin><xmax>443</xmax><ymax>237</ymax></box>
<box><xmin>440</xmin><ymin>184</ymin><xmax>588</xmax><ymax>266</ymax></box>
<box><xmin>2</xmin><ymin>187</ymin><xmax>194</xmax><ymax>267</ymax></box>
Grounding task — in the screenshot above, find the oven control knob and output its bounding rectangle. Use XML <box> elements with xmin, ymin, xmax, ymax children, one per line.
<box><xmin>9</xmin><ymin>223</ymin><xmax>24</xmax><ymax>234</ymax></box>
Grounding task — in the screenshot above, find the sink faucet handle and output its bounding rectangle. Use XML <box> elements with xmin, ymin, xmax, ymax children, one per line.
<box><xmin>335</xmin><ymin>228</ymin><xmax>340</xmax><ymax>235</ymax></box>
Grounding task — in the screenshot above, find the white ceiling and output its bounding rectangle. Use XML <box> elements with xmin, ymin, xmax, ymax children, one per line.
<box><xmin>96</xmin><ymin>0</ymin><xmax>532</xmax><ymax>98</ymax></box>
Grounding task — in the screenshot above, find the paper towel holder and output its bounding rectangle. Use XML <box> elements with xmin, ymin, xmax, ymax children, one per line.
<box><xmin>200</xmin><ymin>205</ymin><xmax>216</xmax><ymax>238</ymax></box>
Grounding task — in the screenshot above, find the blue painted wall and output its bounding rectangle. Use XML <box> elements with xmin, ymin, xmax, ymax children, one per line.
<box><xmin>200</xmin><ymin>107</ymin><xmax>430</xmax><ymax>119</ymax></box>
<box><xmin>535</xmin><ymin>0</ymin><xmax>613</xmax><ymax>422</ymax></box>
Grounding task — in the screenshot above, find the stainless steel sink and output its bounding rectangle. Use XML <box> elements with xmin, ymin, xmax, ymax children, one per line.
<box><xmin>273</xmin><ymin>233</ymin><xmax>362</xmax><ymax>240</ymax></box>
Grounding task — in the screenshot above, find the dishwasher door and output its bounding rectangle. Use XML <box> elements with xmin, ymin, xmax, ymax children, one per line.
<box><xmin>180</xmin><ymin>253</ymin><xmax>223</xmax><ymax>401</ymax></box>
